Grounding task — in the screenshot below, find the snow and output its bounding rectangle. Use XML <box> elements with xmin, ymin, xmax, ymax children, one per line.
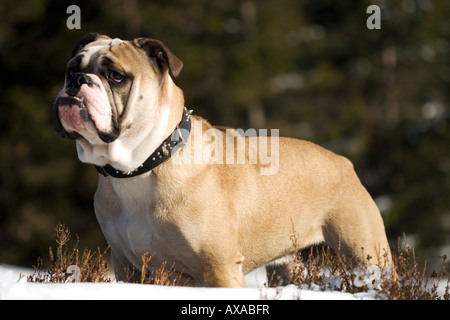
<box><xmin>0</xmin><ymin>263</ymin><xmax>375</xmax><ymax>300</ymax></box>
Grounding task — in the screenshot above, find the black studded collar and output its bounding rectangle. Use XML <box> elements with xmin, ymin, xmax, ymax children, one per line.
<box><xmin>95</xmin><ymin>107</ymin><xmax>192</xmax><ymax>178</ymax></box>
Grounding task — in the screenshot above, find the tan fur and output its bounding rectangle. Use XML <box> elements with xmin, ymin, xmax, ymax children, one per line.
<box><xmin>95</xmin><ymin>113</ymin><xmax>392</xmax><ymax>287</ymax></box>
<box><xmin>57</xmin><ymin>35</ymin><xmax>392</xmax><ymax>287</ymax></box>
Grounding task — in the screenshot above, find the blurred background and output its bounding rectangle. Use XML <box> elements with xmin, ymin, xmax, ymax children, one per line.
<box><xmin>0</xmin><ymin>0</ymin><xmax>449</xmax><ymax>271</ymax></box>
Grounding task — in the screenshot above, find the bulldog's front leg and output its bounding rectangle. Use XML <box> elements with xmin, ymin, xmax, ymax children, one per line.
<box><xmin>201</xmin><ymin>252</ymin><xmax>246</xmax><ymax>287</ymax></box>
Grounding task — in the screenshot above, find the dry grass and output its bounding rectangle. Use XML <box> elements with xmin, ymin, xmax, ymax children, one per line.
<box><xmin>122</xmin><ymin>251</ymin><xmax>190</xmax><ymax>286</ymax></box>
<box><xmin>28</xmin><ymin>223</ymin><xmax>188</xmax><ymax>286</ymax></box>
<box><xmin>28</xmin><ymin>224</ymin><xmax>111</xmax><ymax>283</ymax></box>
<box><xmin>29</xmin><ymin>223</ymin><xmax>449</xmax><ymax>300</ymax></box>
<box><xmin>285</xmin><ymin>233</ymin><xmax>449</xmax><ymax>300</ymax></box>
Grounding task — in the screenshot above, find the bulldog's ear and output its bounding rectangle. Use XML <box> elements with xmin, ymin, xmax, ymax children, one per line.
<box><xmin>71</xmin><ymin>33</ymin><xmax>111</xmax><ymax>57</ymax></box>
<box><xmin>134</xmin><ymin>38</ymin><xmax>183</xmax><ymax>78</ymax></box>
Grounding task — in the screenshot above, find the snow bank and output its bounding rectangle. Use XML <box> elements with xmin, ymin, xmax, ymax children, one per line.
<box><xmin>0</xmin><ymin>263</ymin><xmax>371</xmax><ymax>300</ymax></box>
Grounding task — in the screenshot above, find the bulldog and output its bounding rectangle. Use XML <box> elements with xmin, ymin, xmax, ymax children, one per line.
<box><xmin>52</xmin><ymin>33</ymin><xmax>392</xmax><ymax>287</ymax></box>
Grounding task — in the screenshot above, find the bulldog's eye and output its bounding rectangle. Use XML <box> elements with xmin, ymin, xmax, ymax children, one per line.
<box><xmin>109</xmin><ymin>71</ymin><xmax>125</xmax><ymax>83</ymax></box>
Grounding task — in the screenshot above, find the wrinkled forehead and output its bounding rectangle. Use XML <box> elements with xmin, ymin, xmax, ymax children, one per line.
<box><xmin>73</xmin><ymin>38</ymin><xmax>140</xmax><ymax>71</ymax></box>
<box><xmin>83</xmin><ymin>38</ymin><xmax>124</xmax><ymax>56</ymax></box>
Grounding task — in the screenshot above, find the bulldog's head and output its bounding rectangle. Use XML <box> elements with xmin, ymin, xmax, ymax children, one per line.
<box><xmin>53</xmin><ymin>33</ymin><xmax>184</xmax><ymax>172</ymax></box>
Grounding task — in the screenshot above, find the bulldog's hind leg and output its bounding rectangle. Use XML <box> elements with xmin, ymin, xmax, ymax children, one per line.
<box><xmin>323</xmin><ymin>172</ymin><xmax>392</xmax><ymax>267</ymax></box>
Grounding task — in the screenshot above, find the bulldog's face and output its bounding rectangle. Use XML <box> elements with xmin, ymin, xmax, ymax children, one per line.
<box><xmin>53</xmin><ymin>33</ymin><xmax>184</xmax><ymax>172</ymax></box>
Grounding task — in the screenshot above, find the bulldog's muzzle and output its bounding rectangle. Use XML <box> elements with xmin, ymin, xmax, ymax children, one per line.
<box><xmin>53</xmin><ymin>72</ymin><xmax>119</xmax><ymax>143</ymax></box>
<box><xmin>65</xmin><ymin>73</ymin><xmax>93</xmax><ymax>96</ymax></box>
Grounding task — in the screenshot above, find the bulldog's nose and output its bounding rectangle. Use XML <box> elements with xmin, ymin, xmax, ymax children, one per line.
<box><xmin>65</xmin><ymin>73</ymin><xmax>93</xmax><ymax>96</ymax></box>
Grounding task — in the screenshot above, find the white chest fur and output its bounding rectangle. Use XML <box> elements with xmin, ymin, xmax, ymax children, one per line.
<box><xmin>94</xmin><ymin>173</ymin><xmax>159</xmax><ymax>270</ymax></box>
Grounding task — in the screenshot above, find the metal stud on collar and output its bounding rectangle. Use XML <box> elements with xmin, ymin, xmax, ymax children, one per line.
<box><xmin>95</xmin><ymin>107</ymin><xmax>192</xmax><ymax>178</ymax></box>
